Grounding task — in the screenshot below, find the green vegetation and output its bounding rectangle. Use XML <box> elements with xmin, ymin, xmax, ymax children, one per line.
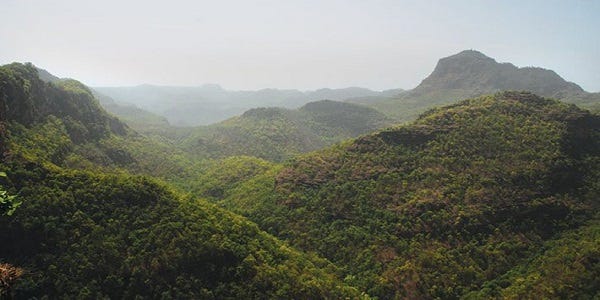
<box><xmin>0</xmin><ymin>63</ymin><xmax>206</xmax><ymax>190</ymax></box>
<box><xmin>464</xmin><ymin>217</ymin><xmax>600</xmax><ymax>299</ymax></box>
<box><xmin>205</xmin><ymin>92</ymin><xmax>600</xmax><ymax>299</ymax></box>
<box><xmin>0</xmin><ymin>172</ymin><xmax>20</xmax><ymax>216</ymax></box>
<box><xmin>1</xmin><ymin>61</ymin><xmax>599</xmax><ymax>299</ymax></box>
<box><xmin>179</xmin><ymin>100</ymin><xmax>391</xmax><ymax>161</ymax></box>
<box><xmin>0</xmin><ymin>158</ymin><xmax>363</xmax><ymax>298</ymax></box>
<box><xmin>0</xmin><ymin>63</ymin><xmax>364</xmax><ymax>298</ymax></box>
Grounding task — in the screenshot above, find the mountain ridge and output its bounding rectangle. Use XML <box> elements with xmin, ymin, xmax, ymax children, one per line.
<box><xmin>413</xmin><ymin>50</ymin><xmax>583</xmax><ymax>96</ymax></box>
<box><xmin>200</xmin><ymin>91</ymin><xmax>600</xmax><ymax>299</ymax></box>
<box><xmin>369</xmin><ymin>50</ymin><xmax>600</xmax><ymax>121</ymax></box>
<box><xmin>95</xmin><ymin>85</ymin><xmax>403</xmax><ymax>126</ymax></box>
<box><xmin>177</xmin><ymin>99</ymin><xmax>392</xmax><ymax>161</ymax></box>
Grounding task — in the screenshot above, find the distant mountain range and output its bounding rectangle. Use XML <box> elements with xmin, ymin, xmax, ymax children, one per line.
<box><xmin>94</xmin><ymin>50</ymin><xmax>599</xmax><ymax>126</ymax></box>
<box><xmin>28</xmin><ymin>64</ymin><xmax>393</xmax><ymax>161</ymax></box>
<box><xmin>95</xmin><ymin>85</ymin><xmax>403</xmax><ymax>126</ymax></box>
<box><xmin>367</xmin><ymin>50</ymin><xmax>600</xmax><ymax>121</ymax></box>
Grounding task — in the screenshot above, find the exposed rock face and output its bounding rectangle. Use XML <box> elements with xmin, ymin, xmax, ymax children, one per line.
<box><xmin>413</xmin><ymin>50</ymin><xmax>583</xmax><ymax>98</ymax></box>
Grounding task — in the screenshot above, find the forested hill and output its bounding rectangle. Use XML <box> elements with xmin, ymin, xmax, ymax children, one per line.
<box><xmin>370</xmin><ymin>50</ymin><xmax>600</xmax><ymax>121</ymax></box>
<box><xmin>200</xmin><ymin>91</ymin><xmax>600</xmax><ymax>299</ymax></box>
<box><xmin>0</xmin><ymin>64</ymin><xmax>364</xmax><ymax>298</ymax></box>
<box><xmin>0</xmin><ymin>160</ymin><xmax>365</xmax><ymax>298</ymax></box>
<box><xmin>0</xmin><ymin>63</ymin><xmax>129</xmax><ymax>142</ymax></box>
<box><xmin>0</xmin><ymin>63</ymin><xmax>207</xmax><ymax>187</ymax></box>
<box><xmin>1</xmin><ymin>62</ymin><xmax>598</xmax><ymax>299</ymax></box>
<box><xmin>177</xmin><ymin>99</ymin><xmax>392</xmax><ymax>161</ymax></box>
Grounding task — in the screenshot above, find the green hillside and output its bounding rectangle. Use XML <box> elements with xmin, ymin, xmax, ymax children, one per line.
<box><xmin>0</xmin><ymin>159</ymin><xmax>364</xmax><ymax>298</ymax></box>
<box><xmin>202</xmin><ymin>92</ymin><xmax>600</xmax><ymax>299</ymax></box>
<box><xmin>0</xmin><ymin>63</ymin><xmax>129</xmax><ymax>142</ymax></box>
<box><xmin>0</xmin><ymin>64</ymin><xmax>365</xmax><ymax>298</ymax></box>
<box><xmin>0</xmin><ymin>63</ymin><xmax>210</xmax><ymax>191</ymax></box>
<box><xmin>179</xmin><ymin>100</ymin><xmax>391</xmax><ymax>161</ymax></box>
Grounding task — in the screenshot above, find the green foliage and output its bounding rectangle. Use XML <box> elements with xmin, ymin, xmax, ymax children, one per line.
<box><xmin>0</xmin><ymin>160</ymin><xmax>364</xmax><ymax>298</ymax></box>
<box><xmin>93</xmin><ymin>90</ymin><xmax>171</xmax><ymax>133</ymax></box>
<box><xmin>2</xmin><ymin>61</ymin><xmax>599</xmax><ymax>299</ymax></box>
<box><xmin>0</xmin><ymin>63</ymin><xmax>129</xmax><ymax>142</ymax></box>
<box><xmin>208</xmin><ymin>92</ymin><xmax>600</xmax><ymax>299</ymax></box>
<box><xmin>0</xmin><ymin>63</ymin><xmax>368</xmax><ymax>298</ymax></box>
<box><xmin>464</xmin><ymin>217</ymin><xmax>600</xmax><ymax>299</ymax></box>
<box><xmin>179</xmin><ymin>100</ymin><xmax>391</xmax><ymax>161</ymax></box>
<box><xmin>0</xmin><ymin>172</ymin><xmax>21</xmax><ymax>216</ymax></box>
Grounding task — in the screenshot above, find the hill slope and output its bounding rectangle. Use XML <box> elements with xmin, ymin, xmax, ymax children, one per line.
<box><xmin>0</xmin><ymin>63</ymin><xmax>365</xmax><ymax>298</ymax></box>
<box><xmin>0</xmin><ymin>63</ymin><xmax>210</xmax><ymax>189</ymax></box>
<box><xmin>202</xmin><ymin>91</ymin><xmax>600</xmax><ymax>299</ymax></box>
<box><xmin>0</xmin><ymin>159</ymin><xmax>364</xmax><ymax>298</ymax></box>
<box><xmin>371</xmin><ymin>50</ymin><xmax>600</xmax><ymax>121</ymax></box>
<box><xmin>178</xmin><ymin>100</ymin><xmax>392</xmax><ymax>161</ymax></box>
<box><xmin>0</xmin><ymin>63</ymin><xmax>129</xmax><ymax>143</ymax></box>
<box><xmin>93</xmin><ymin>90</ymin><xmax>171</xmax><ymax>133</ymax></box>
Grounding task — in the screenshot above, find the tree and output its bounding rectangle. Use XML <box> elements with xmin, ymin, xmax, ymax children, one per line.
<box><xmin>0</xmin><ymin>172</ymin><xmax>20</xmax><ymax>216</ymax></box>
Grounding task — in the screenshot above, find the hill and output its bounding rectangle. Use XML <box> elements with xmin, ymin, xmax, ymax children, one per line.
<box><xmin>178</xmin><ymin>100</ymin><xmax>392</xmax><ymax>161</ymax></box>
<box><xmin>2</xmin><ymin>62</ymin><xmax>598</xmax><ymax>299</ymax></box>
<box><xmin>199</xmin><ymin>92</ymin><xmax>600</xmax><ymax>299</ymax></box>
<box><xmin>0</xmin><ymin>63</ymin><xmax>129</xmax><ymax>143</ymax></box>
<box><xmin>95</xmin><ymin>85</ymin><xmax>398</xmax><ymax>126</ymax></box>
<box><xmin>0</xmin><ymin>62</ymin><xmax>213</xmax><ymax>191</ymax></box>
<box><xmin>370</xmin><ymin>50</ymin><xmax>600</xmax><ymax>121</ymax></box>
<box><xmin>0</xmin><ymin>63</ymin><xmax>365</xmax><ymax>298</ymax></box>
<box><xmin>0</xmin><ymin>160</ymin><xmax>364</xmax><ymax>298</ymax></box>
<box><xmin>93</xmin><ymin>91</ymin><xmax>171</xmax><ymax>133</ymax></box>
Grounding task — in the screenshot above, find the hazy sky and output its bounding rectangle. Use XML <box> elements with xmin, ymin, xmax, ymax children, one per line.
<box><xmin>1</xmin><ymin>0</ymin><xmax>599</xmax><ymax>91</ymax></box>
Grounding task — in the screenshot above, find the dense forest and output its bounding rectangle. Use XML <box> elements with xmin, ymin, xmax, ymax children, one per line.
<box><xmin>0</xmin><ymin>63</ymin><xmax>364</xmax><ymax>298</ymax></box>
<box><xmin>1</xmin><ymin>60</ymin><xmax>599</xmax><ymax>299</ymax></box>
<box><xmin>194</xmin><ymin>92</ymin><xmax>600</xmax><ymax>298</ymax></box>
<box><xmin>174</xmin><ymin>100</ymin><xmax>391</xmax><ymax>161</ymax></box>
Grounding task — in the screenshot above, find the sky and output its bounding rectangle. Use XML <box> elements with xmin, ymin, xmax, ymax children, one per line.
<box><xmin>0</xmin><ymin>0</ymin><xmax>599</xmax><ymax>91</ymax></box>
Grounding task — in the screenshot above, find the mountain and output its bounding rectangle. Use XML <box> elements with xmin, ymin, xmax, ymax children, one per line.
<box><xmin>307</xmin><ymin>87</ymin><xmax>382</xmax><ymax>100</ymax></box>
<box><xmin>0</xmin><ymin>63</ymin><xmax>129</xmax><ymax>143</ymax></box>
<box><xmin>30</xmin><ymin>65</ymin><xmax>168</xmax><ymax>133</ymax></box>
<box><xmin>95</xmin><ymin>85</ymin><xmax>399</xmax><ymax>126</ymax></box>
<box><xmin>177</xmin><ymin>100</ymin><xmax>392</xmax><ymax>161</ymax></box>
<box><xmin>0</xmin><ymin>64</ymin><xmax>365</xmax><ymax>298</ymax></box>
<box><xmin>34</xmin><ymin>66</ymin><xmax>61</xmax><ymax>83</ymax></box>
<box><xmin>414</xmin><ymin>50</ymin><xmax>583</xmax><ymax>96</ymax></box>
<box><xmin>92</xmin><ymin>91</ymin><xmax>171</xmax><ymax>133</ymax></box>
<box><xmin>2</xmin><ymin>62</ymin><xmax>599</xmax><ymax>299</ymax></box>
<box><xmin>370</xmin><ymin>50</ymin><xmax>600</xmax><ymax>121</ymax></box>
<box><xmin>4</xmin><ymin>64</ymin><xmax>233</xmax><ymax>193</ymax></box>
<box><xmin>198</xmin><ymin>92</ymin><xmax>600</xmax><ymax>299</ymax></box>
